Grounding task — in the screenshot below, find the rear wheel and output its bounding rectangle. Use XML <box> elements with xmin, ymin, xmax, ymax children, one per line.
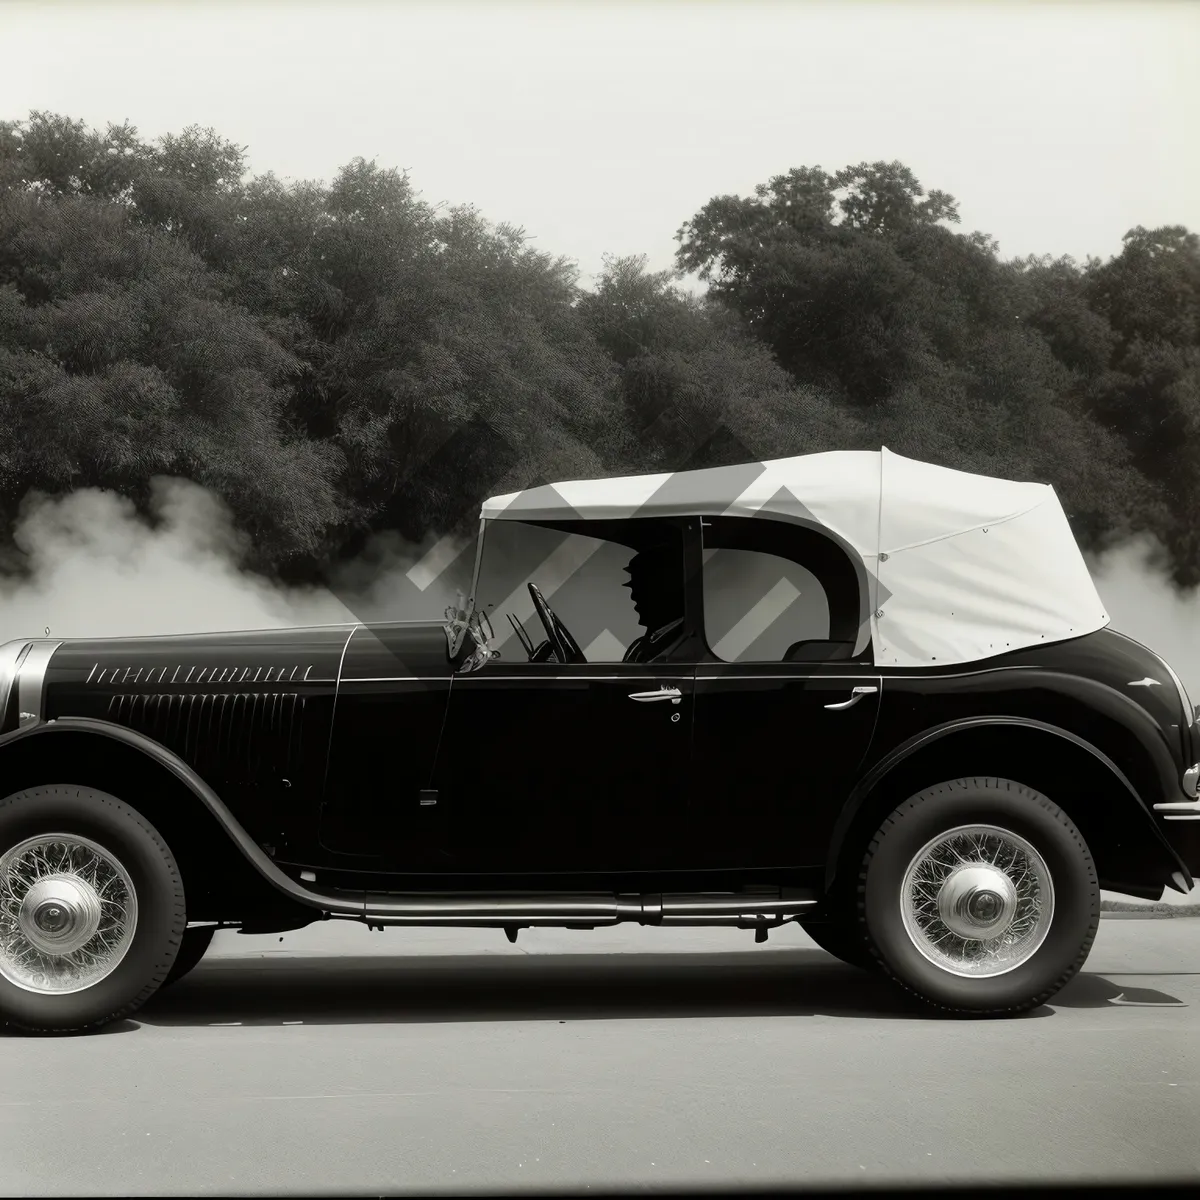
<box><xmin>0</xmin><ymin>785</ymin><xmax>186</xmax><ymax>1034</ymax></box>
<box><xmin>859</xmin><ymin>777</ymin><xmax>1099</xmax><ymax>1015</ymax></box>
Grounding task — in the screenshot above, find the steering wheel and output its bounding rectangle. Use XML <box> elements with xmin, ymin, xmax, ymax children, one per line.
<box><xmin>528</xmin><ymin>582</ymin><xmax>586</xmax><ymax>664</ymax></box>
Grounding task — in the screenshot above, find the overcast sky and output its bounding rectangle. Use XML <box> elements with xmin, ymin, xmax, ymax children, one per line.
<box><xmin>2</xmin><ymin>0</ymin><xmax>1196</xmax><ymax>287</ymax></box>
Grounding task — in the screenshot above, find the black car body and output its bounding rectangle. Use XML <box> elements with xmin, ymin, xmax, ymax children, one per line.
<box><xmin>1</xmin><ymin>448</ymin><xmax>1197</xmax><ymax>1031</ymax></box>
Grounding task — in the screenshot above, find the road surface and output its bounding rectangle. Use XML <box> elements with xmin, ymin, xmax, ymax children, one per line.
<box><xmin>2</xmin><ymin>917</ymin><xmax>1198</xmax><ymax>1195</ymax></box>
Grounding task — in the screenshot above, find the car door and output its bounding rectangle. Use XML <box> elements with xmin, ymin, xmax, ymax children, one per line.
<box><xmin>681</xmin><ymin>518</ymin><xmax>882</xmax><ymax>869</ymax></box>
<box><xmin>687</xmin><ymin>662</ymin><xmax>881</xmax><ymax>869</ymax></box>
<box><xmin>429</xmin><ymin>658</ymin><xmax>696</xmax><ymax>874</ymax></box>
<box><xmin>318</xmin><ymin>621</ymin><xmax>457</xmax><ymax>867</ymax></box>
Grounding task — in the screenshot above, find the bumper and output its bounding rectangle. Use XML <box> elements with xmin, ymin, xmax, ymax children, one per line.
<box><xmin>1154</xmin><ymin>763</ymin><xmax>1200</xmax><ymax>890</ymax></box>
<box><xmin>1154</xmin><ymin>761</ymin><xmax>1200</xmax><ymax>817</ymax></box>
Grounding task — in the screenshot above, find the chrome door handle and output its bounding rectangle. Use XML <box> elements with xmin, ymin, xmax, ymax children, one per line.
<box><xmin>824</xmin><ymin>685</ymin><xmax>878</xmax><ymax>711</ymax></box>
<box><xmin>629</xmin><ymin>687</ymin><xmax>682</xmax><ymax>705</ymax></box>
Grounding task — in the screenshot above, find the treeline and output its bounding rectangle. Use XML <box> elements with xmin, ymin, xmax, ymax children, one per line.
<box><xmin>1</xmin><ymin>113</ymin><xmax>1197</xmax><ymax>586</ymax></box>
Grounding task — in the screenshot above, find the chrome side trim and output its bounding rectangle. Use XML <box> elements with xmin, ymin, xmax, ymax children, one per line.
<box><xmin>1154</xmin><ymin>798</ymin><xmax>1200</xmax><ymax>815</ymax></box>
<box><xmin>0</xmin><ymin>639</ymin><xmax>34</xmax><ymax>734</ymax></box>
<box><xmin>332</xmin><ymin>625</ymin><xmax>360</xmax><ymax>690</ymax></box>
<box><xmin>336</xmin><ymin>666</ymin><xmax>1038</xmax><ymax>684</ymax></box>
<box><xmin>345</xmin><ymin>888</ymin><xmax>818</xmax><ymax>927</ymax></box>
<box><xmin>16</xmin><ymin>640</ymin><xmax>63</xmax><ymax>727</ymax></box>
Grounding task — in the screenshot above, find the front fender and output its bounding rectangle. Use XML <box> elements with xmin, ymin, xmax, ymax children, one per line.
<box><xmin>0</xmin><ymin>716</ymin><xmax>364</xmax><ymax>917</ymax></box>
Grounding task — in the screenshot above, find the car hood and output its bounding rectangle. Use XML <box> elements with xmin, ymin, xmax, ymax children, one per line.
<box><xmin>0</xmin><ymin>621</ymin><xmax>455</xmax><ymax>732</ymax></box>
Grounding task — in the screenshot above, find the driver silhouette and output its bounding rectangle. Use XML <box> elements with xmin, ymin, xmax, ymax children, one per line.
<box><xmin>622</xmin><ymin>543</ymin><xmax>686</xmax><ymax>663</ymax></box>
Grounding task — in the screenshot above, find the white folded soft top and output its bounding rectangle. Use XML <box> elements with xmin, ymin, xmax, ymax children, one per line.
<box><xmin>480</xmin><ymin>447</ymin><xmax>1109</xmax><ymax>669</ymax></box>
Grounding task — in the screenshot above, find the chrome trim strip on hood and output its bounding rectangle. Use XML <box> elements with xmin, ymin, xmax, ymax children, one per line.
<box><xmin>14</xmin><ymin>640</ymin><xmax>64</xmax><ymax>728</ymax></box>
<box><xmin>0</xmin><ymin>640</ymin><xmax>35</xmax><ymax>734</ymax></box>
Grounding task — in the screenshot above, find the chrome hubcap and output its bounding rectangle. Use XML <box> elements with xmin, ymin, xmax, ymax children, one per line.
<box><xmin>0</xmin><ymin>835</ymin><xmax>138</xmax><ymax>994</ymax></box>
<box><xmin>901</xmin><ymin>824</ymin><xmax>1053</xmax><ymax>978</ymax></box>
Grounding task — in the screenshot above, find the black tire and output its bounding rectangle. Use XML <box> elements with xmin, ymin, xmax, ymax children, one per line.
<box><xmin>0</xmin><ymin>785</ymin><xmax>186</xmax><ymax>1035</ymax></box>
<box><xmin>161</xmin><ymin>925</ymin><xmax>216</xmax><ymax>989</ymax></box>
<box><xmin>858</xmin><ymin>777</ymin><xmax>1100</xmax><ymax>1016</ymax></box>
<box><xmin>798</xmin><ymin>914</ymin><xmax>875</xmax><ymax>971</ymax></box>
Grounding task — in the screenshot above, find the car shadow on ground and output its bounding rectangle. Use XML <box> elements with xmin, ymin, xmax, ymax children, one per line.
<box><xmin>1050</xmin><ymin>972</ymin><xmax>1188</xmax><ymax>1009</ymax></box>
<box><xmin>125</xmin><ymin>946</ymin><xmax>1085</xmax><ymax>1029</ymax></box>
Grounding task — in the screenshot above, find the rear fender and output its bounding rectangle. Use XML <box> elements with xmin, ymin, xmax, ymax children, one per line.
<box><xmin>826</xmin><ymin>716</ymin><xmax>1191</xmax><ymax>897</ymax></box>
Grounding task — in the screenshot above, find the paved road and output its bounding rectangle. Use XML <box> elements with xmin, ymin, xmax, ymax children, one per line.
<box><xmin>2</xmin><ymin>917</ymin><xmax>1198</xmax><ymax>1195</ymax></box>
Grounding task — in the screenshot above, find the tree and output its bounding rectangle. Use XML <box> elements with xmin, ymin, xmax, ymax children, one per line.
<box><xmin>578</xmin><ymin>254</ymin><xmax>867</xmax><ymax>471</ymax></box>
<box><xmin>0</xmin><ymin>117</ymin><xmax>343</xmax><ymax>572</ymax></box>
<box><xmin>676</xmin><ymin>159</ymin><xmax>1156</xmax><ymax>562</ymax></box>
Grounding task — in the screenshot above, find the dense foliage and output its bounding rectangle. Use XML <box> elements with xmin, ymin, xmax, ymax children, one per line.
<box><xmin>2</xmin><ymin>115</ymin><xmax>1196</xmax><ymax>585</ymax></box>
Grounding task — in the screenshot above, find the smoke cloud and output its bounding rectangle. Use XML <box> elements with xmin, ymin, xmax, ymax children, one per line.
<box><xmin>1089</xmin><ymin>537</ymin><xmax>1200</xmax><ymax>700</ymax></box>
<box><xmin>0</xmin><ymin>477</ymin><xmax>467</xmax><ymax>644</ymax></box>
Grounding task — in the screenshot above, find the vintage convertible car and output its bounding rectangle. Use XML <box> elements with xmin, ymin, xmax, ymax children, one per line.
<box><xmin>1</xmin><ymin>447</ymin><xmax>1197</xmax><ymax>1033</ymax></box>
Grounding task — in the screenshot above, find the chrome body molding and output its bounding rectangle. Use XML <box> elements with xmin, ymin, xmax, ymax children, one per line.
<box><xmin>316</xmin><ymin>887</ymin><xmax>819</xmax><ymax>928</ymax></box>
<box><xmin>0</xmin><ymin>639</ymin><xmax>35</xmax><ymax>733</ymax></box>
<box><xmin>4</xmin><ymin>640</ymin><xmax>62</xmax><ymax>731</ymax></box>
<box><xmin>1155</xmin><ymin>800</ymin><xmax>1200</xmax><ymax>820</ymax></box>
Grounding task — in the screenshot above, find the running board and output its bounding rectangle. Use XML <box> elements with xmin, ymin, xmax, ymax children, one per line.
<box><xmin>292</xmin><ymin>883</ymin><xmax>819</xmax><ymax>929</ymax></box>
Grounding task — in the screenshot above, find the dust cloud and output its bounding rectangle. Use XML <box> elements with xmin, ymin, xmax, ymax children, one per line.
<box><xmin>0</xmin><ymin>478</ymin><xmax>467</xmax><ymax>644</ymax></box>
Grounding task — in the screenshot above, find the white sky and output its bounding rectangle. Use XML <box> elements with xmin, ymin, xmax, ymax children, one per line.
<box><xmin>2</xmin><ymin>0</ymin><xmax>1196</xmax><ymax>288</ymax></box>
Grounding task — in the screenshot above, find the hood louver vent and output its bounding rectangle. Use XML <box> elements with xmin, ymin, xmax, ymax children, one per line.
<box><xmin>87</xmin><ymin>663</ymin><xmax>314</xmax><ymax>686</ymax></box>
<box><xmin>106</xmin><ymin>691</ymin><xmax>304</xmax><ymax>780</ymax></box>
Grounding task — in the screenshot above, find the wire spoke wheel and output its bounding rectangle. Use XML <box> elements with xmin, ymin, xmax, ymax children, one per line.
<box><xmin>0</xmin><ymin>833</ymin><xmax>139</xmax><ymax>995</ymax></box>
<box><xmin>900</xmin><ymin>823</ymin><xmax>1054</xmax><ymax>979</ymax></box>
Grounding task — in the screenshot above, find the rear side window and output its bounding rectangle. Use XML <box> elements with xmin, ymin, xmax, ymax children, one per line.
<box><xmin>702</xmin><ymin>547</ymin><xmax>831</xmax><ymax>662</ymax></box>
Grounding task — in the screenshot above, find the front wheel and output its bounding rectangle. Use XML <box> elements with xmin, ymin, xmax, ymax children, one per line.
<box><xmin>0</xmin><ymin>785</ymin><xmax>187</xmax><ymax>1034</ymax></box>
<box><xmin>859</xmin><ymin>777</ymin><xmax>1100</xmax><ymax>1016</ymax></box>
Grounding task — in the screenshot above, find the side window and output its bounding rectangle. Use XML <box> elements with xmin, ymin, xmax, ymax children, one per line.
<box><xmin>702</xmin><ymin>547</ymin><xmax>832</xmax><ymax>663</ymax></box>
<box><xmin>474</xmin><ymin>521</ymin><xmax>684</xmax><ymax>663</ymax></box>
